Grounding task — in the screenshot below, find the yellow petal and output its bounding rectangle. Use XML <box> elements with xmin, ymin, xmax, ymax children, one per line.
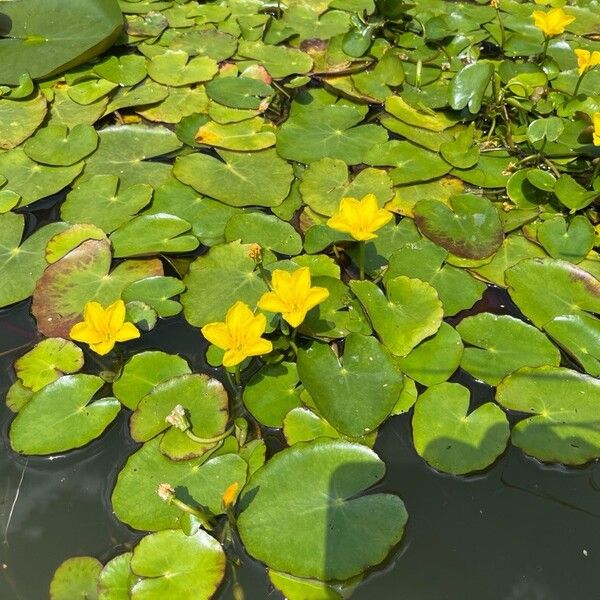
<box><xmin>105</xmin><ymin>299</ymin><xmax>126</xmax><ymax>332</ymax></box>
<box><xmin>258</xmin><ymin>291</ymin><xmax>288</xmax><ymax>314</ymax></box>
<box><xmin>304</xmin><ymin>286</ymin><xmax>330</xmax><ymax>311</ymax></box>
<box><xmin>327</xmin><ymin>213</ymin><xmax>353</xmax><ymax>234</ymax></box>
<box><xmin>69</xmin><ymin>322</ymin><xmax>104</xmax><ymax>345</ymax></box>
<box><xmin>282</xmin><ymin>308</ymin><xmax>308</xmax><ymax>328</ymax></box>
<box><xmin>83</xmin><ymin>301</ymin><xmax>107</xmax><ymax>331</ymax></box>
<box><xmin>222</xmin><ymin>348</ymin><xmax>247</xmax><ymax>367</ymax></box>
<box><xmin>271</xmin><ymin>268</ymin><xmax>292</xmax><ymax>292</ymax></box>
<box><xmin>225</xmin><ymin>301</ymin><xmax>255</xmax><ymax>335</ymax></box>
<box><xmin>90</xmin><ymin>339</ymin><xmax>116</xmax><ymax>356</ymax></box>
<box><xmin>351</xmin><ymin>229</ymin><xmax>378</xmax><ymax>241</ymax></box>
<box><xmin>246</xmin><ymin>311</ymin><xmax>268</xmax><ymax>340</ymax></box>
<box><xmin>370</xmin><ymin>208</ymin><xmax>393</xmax><ymax>231</ymax></box>
<box><xmin>202</xmin><ymin>322</ymin><xmax>233</xmax><ymax>350</ymax></box>
<box><xmin>115</xmin><ymin>321</ymin><xmax>141</xmax><ymax>342</ymax></box>
<box><xmin>593</xmin><ymin>113</ymin><xmax>600</xmax><ymax>146</ymax></box>
<box><xmin>244</xmin><ymin>337</ymin><xmax>273</xmax><ymax>357</ymax></box>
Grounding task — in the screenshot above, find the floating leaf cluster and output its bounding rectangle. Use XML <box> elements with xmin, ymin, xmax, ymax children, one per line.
<box><xmin>1</xmin><ymin>0</ymin><xmax>599</xmax><ymax>597</ymax></box>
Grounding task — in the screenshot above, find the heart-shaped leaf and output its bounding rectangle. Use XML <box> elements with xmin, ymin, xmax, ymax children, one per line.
<box><xmin>537</xmin><ymin>215</ymin><xmax>595</xmax><ymax>264</ymax></box>
<box><xmin>50</xmin><ymin>557</ymin><xmax>102</xmax><ymax>600</ymax></box>
<box><xmin>0</xmin><ymin>93</ymin><xmax>47</xmax><ymax>149</ymax></box>
<box><xmin>23</xmin><ymin>123</ymin><xmax>98</xmax><ymax>166</ymax></box>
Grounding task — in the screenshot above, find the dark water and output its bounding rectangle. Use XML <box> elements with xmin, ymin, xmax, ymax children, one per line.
<box><xmin>0</xmin><ymin>208</ymin><xmax>599</xmax><ymax>599</ymax></box>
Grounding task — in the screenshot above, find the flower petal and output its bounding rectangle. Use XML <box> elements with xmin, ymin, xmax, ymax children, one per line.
<box><xmin>304</xmin><ymin>286</ymin><xmax>330</xmax><ymax>311</ymax></box>
<box><xmin>70</xmin><ymin>322</ymin><xmax>104</xmax><ymax>345</ymax></box>
<box><xmin>90</xmin><ymin>339</ymin><xmax>115</xmax><ymax>356</ymax></box>
<box><xmin>106</xmin><ymin>299</ymin><xmax>126</xmax><ymax>332</ymax></box>
<box><xmin>202</xmin><ymin>322</ymin><xmax>233</xmax><ymax>350</ymax></box>
<box><xmin>115</xmin><ymin>321</ymin><xmax>141</xmax><ymax>342</ymax></box>
<box><xmin>244</xmin><ymin>337</ymin><xmax>273</xmax><ymax>357</ymax></box>
<box><xmin>222</xmin><ymin>348</ymin><xmax>246</xmax><ymax>368</ymax></box>
<box><xmin>246</xmin><ymin>312</ymin><xmax>267</xmax><ymax>340</ymax></box>
<box><xmin>258</xmin><ymin>291</ymin><xmax>288</xmax><ymax>314</ymax></box>
<box><xmin>283</xmin><ymin>308</ymin><xmax>307</xmax><ymax>328</ymax></box>
<box><xmin>83</xmin><ymin>301</ymin><xmax>107</xmax><ymax>331</ymax></box>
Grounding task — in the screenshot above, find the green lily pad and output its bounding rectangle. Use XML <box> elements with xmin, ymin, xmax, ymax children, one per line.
<box><xmin>0</xmin><ymin>0</ymin><xmax>123</xmax><ymax>85</ymax></box>
<box><xmin>412</xmin><ymin>382</ymin><xmax>510</xmax><ymax>475</ymax></box>
<box><xmin>537</xmin><ymin>215</ymin><xmax>595</xmax><ymax>264</ymax></box>
<box><xmin>544</xmin><ymin>314</ymin><xmax>600</xmax><ymax>377</ymax></box>
<box><xmin>113</xmin><ymin>351</ymin><xmax>191</xmax><ymax>410</ymax></box>
<box><xmin>299</xmin><ymin>158</ymin><xmax>393</xmax><ymax>217</ymax></box>
<box><xmin>174</xmin><ymin>149</ymin><xmax>293</xmax><ymax>207</ymax></box>
<box><xmin>32</xmin><ymin>238</ymin><xmax>163</xmax><ymax>337</ymax></box>
<box><xmin>130</xmin><ymin>529</ymin><xmax>225</xmax><ymax>600</ymax></box>
<box><xmin>457</xmin><ymin>313</ymin><xmax>561</xmax><ymax>386</ymax></box>
<box><xmin>449</xmin><ymin>61</ymin><xmax>494</xmax><ymax>114</ymax></box>
<box><xmin>111</xmin><ymin>437</ymin><xmax>248</xmax><ymax>530</ymax></box>
<box><xmin>237</xmin><ymin>439</ymin><xmax>407</xmax><ymax>580</ymax></box>
<box><xmin>268</xmin><ymin>570</ymin><xmax>352</xmax><ymax>600</ymax></box>
<box><xmin>61</xmin><ymin>175</ymin><xmax>153</xmax><ymax>233</ymax></box>
<box><xmin>67</xmin><ymin>78</ymin><xmax>118</xmax><ymax>105</ymax></box>
<box><xmin>23</xmin><ymin>123</ymin><xmax>98</xmax><ymax>166</ymax></box>
<box><xmin>106</xmin><ymin>80</ymin><xmax>169</xmax><ymax>114</ymax></box>
<box><xmin>0</xmin><ymin>93</ymin><xmax>47</xmax><ymax>149</ymax></box>
<box><xmin>130</xmin><ymin>373</ymin><xmax>228</xmax><ymax>443</ymax></box>
<box><xmin>496</xmin><ymin>366</ymin><xmax>600</xmax><ymax>465</ymax></box>
<box><xmin>195</xmin><ymin>118</ymin><xmax>276</xmax><ymax>151</ymax></box>
<box><xmin>94</xmin><ymin>55</ymin><xmax>147</xmax><ymax>86</ymax></box>
<box><xmin>45</xmin><ymin>224</ymin><xmax>107</xmax><ymax>263</ymax></box>
<box><xmin>224</xmin><ymin>212</ymin><xmax>302</xmax><ymax>255</ymax></box>
<box><xmin>49</xmin><ymin>85</ymin><xmax>108</xmax><ymax>128</ymax></box>
<box><xmin>147</xmin><ymin>50</ymin><xmax>218</xmax><ymax>86</ymax></box>
<box><xmin>0</xmin><ymin>212</ymin><xmax>67</xmax><ymax>308</ymax></box>
<box><xmin>554</xmin><ymin>174</ymin><xmax>599</xmax><ymax>212</ymax></box>
<box><xmin>283</xmin><ymin>407</ymin><xmax>344</xmax><ymax>446</ymax></box>
<box><xmin>10</xmin><ymin>374</ymin><xmax>120</xmax><ymax>455</ymax></box>
<box><xmin>297</xmin><ymin>333</ymin><xmax>403</xmax><ymax>437</ymax></box>
<box><xmin>50</xmin><ymin>557</ymin><xmax>102</xmax><ymax>600</ymax></box>
<box><xmin>122</xmin><ymin>276</ymin><xmax>184</xmax><ymax>317</ymax></box>
<box><xmin>0</xmin><ymin>148</ymin><xmax>83</xmax><ymax>207</ymax></box>
<box><xmin>205</xmin><ymin>76</ymin><xmax>273</xmax><ymax>109</ymax></box>
<box><xmin>506</xmin><ymin>258</ymin><xmax>600</xmax><ymax>328</ymax></box>
<box><xmin>98</xmin><ymin>553</ymin><xmax>135</xmax><ymax>600</ymax></box>
<box><xmin>276</xmin><ymin>98</ymin><xmax>388</xmax><ymax>165</ymax></box>
<box><xmin>385</xmin><ymin>239</ymin><xmax>486</xmax><ymax>316</ymax></box>
<box><xmin>81</xmin><ymin>124</ymin><xmax>182</xmax><ymax>188</ymax></box>
<box><xmin>181</xmin><ymin>240</ymin><xmax>268</xmax><ymax>327</ymax></box>
<box><xmin>110</xmin><ymin>213</ymin><xmax>198</xmax><ymax>257</ymax></box>
<box><xmin>137</xmin><ymin>86</ymin><xmax>209</xmax><ymax>124</ymax></box>
<box><xmin>243</xmin><ymin>362</ymin><xmax>303</xmax><ymax>428</ymax></box>
<box><xmin>351</xmin><ymin>277</ymin><xmax>443</xmax><ymax>357</ymax></box>
<box><xmin>413</xmin><ymin>195</ymin><xmax>504</xmax><ymax>260</ymax></box>
<box><xmin>15</xmin><ymin>338</ymin><xmax>84</xmax><ymax>392</ymax></box>
<box><xmin>395</xmin><ymin>323</ymin><xmax>463</xmax><ymax>387</ymax></box>
<box><xmin>237</xmin><ymin>41</ymin><xmax>313</xmax><ymax>78</ymax></box>
<box><xmin>166</xmin><ymin>29</ymin><xmax>237</xmax><ymax>62</ymax></box>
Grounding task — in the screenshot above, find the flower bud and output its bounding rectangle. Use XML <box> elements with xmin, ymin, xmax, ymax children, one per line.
<box><xmin>165</xmin><ymin>404</ymin><xmax>189</xmax><ymax>431</ymax></box>
<box><xmin>157</xmin><ymin>483</ymin><xmax>175</xmax><ymax>502</ymax></box>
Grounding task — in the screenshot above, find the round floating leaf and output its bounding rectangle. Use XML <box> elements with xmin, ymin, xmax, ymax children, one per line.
<box><xmin>243</xmin><ymin>362</ymin><xmax>302</xmax><ymax>428</ymax></box>
<box><xmin>299</xmin><ymin>158</ymin><xmax>393</xmax><ymax>217</ymax></box>
<box><xmin>94</xmin><ymin>55</ymin><xmax>147</xmax><ymax>86</ymax></box>
<box><xmin>385</xmin><ymin>239</ymin><xmax>485</xmax><ymax>316</ymax></box>
<box><xmin>413</xmin><ymin>195</ymin><xmax>503</xmax><ymax>260</ymax></box>
<box><xmin>81</xmin><ymin>125</ymin><xmax>182</xmax><ymax>189</ymax></box>
<box><xmin>122</xmin><ymin>276</ymin><xmax>184</xmax><ymax>317</ymax></box>
<box><xmin>496</xmin><ymin>367</ymin><xmax>600</xmax><ymax>465</ymax></box>
<box><xmin>45</xmin><ymin>223</ymin><xmax>107</xmax><ymax>264</ymax></box>
<box><xmin>395</xmin><ymin>322</ymin><xmax>463</xmax><ymax>387</ymax></box>
<box><xmin>457</xmin><ymin>313</ymin><xmax>561</xmax><ymax>386</ymax></box>
<box><xmin>98</xmin><ymin>553</ymin><xmax>135</xmax><ymax>600</ymax></box>
<box><xmin>111</xmin><ymin>437</ymin><xmax>248</xmax><ymax>530</ymax></box>
<box><xmin>61</xmin><ymin>175</ymin><xmax>153</xmax><ymax>233</ymax></box>
<box><xmin>0</xmin><ymin>212</ymin><xmax>67</xmax><ymax>308</ymax></box>
<box><xmin>50</xmin><ymin>556</ymin><xmax>102</xmax><ymax>600</ymax></box>
<box><xmin>195</xmin><ymin>118</ymin><xmax>276</xmax><ymax>151</ymax></box>
<box><xmin>0</xmin><ymin>148</ymin><xmax>83</xmax><ymax>207</ymax></box>
<box><xmin>67</xmin><ymin>78</ymin><xmax>117</xmax><ymax>105</ymax></box>
<box><xmin>10</xmin><ymin>374</ymin><xmax>120</xmax><ymax>455</ymax></box>
<box><xmin>224</xmin><ymin>212</ymin><xmax>302</xmax><ymax>255</ymax></box>
<box><xmin>110</xmin><ymin>213</ymin><xmax>198</xmax><ymax>257</ymax></box>
<box><xmin>113</xmin><ymin>351</ymin><xmax>191</xmax><ymax>410</ymax></box>
<box><xmin>205</xmin><ymin>76</ymin><xmax>273</xmax><ymax>109</ymax></box>
<box><xmin>297</xmin><ymin>333</ymin><xmax>403</xmax><ymax>437</ymax></box>
<box><xmin>15</xmin><ymin>338</ymin><xmax>84</xmax><ymax>392</ymax></box>
<box><xmin>237</xmin><ymin>439</ymin><xmax>408</xmax><ymax>580</ymax></box>
<box><xmin>527</xmin><ymin>117</ymin><xmax>564</xmax><ymax>144</ymax></box>
<box><xmin>130</xmin><ymin>374</ymin><xmax>228</xmax><ymax>444</ymax></box>
<box><xmin>0</xmin><ymin>93</ymin><xmax>47</xmax><ymax>149</ymax></box>
<box><xmin>412</xmin><ymin>382</ymin><xmax>510</xmax><ymax>475</ymax></box>
<box><xmin>544</xmin><ymin>314</ymin><xmax>600</xmax><ymax>377</ymax></box>
<box><xmin>237</xmin><ymin>41</ymin><xmax>313</xmax><ymax>78</ymax></box>
<box><xmin>506</xmin><ymin>258</ymin><xmax>600</xmax><ymax>328</ymax></box>
<box><xmin>0</xmin><ymin>0</ymin><xmax>123</xmax><ymax>85</ymax></box>
<box><xmin>173</xmin><ymin>149</ymin><xmax>293</xmax><ymax>207</ymax></box>
<box><xmin>167</xmin><ymin>29</ymin><xmax>237</xmax><ymax>62</ymax></box>
<box><xmin>23</xmin><ymin>123</ymin><xmax>98</xmax><ymax>166</ymax></box>
<box><xmin>32</xmin><ymin>238</ymin><xmax>163</xmax><ymax>337</ymax></box>
<box><xmin>50</xmin><ymin>86</ymin><xmax>108</xmax><ymax>128</ymax></box>
<box><xmin>268</xmin><ymin>570</ymin><xmax>348</xmax><ymax>600</ymax></box>
<box><xmin>130</xmin><ymin>529</ymin><xmax>225</xmax><ymax>600</ymax></box>
<box><xmin>106</xmin><ymin>80</ymin><xmax>169</xmax><ymax>114</ymax></box>
<box><xmin>554</xmin><ymin>174</ymin><xmax>599</xmax><ymax>211</ymax></box>
<box><xmin>181</xmin><ymin>241</ymin><xmax>268</xmax><ymax>327</ymax></box>
<box><xmin>351</xmin><ymin>277</ymin><xmax>443</xmax><ymax>357</ymax></box>
<box><xmin>277</xmin><ymin>103</ymin><xmax>388</xmax><ymax>165</ymax></box>
<box><xmin>148</xmin><ymin>50</ymin><xmax>218</xmax><ymax>86</ymax></box>
<box><xmin>537</xmin><ymin>215</ymin><xmax>594</xmax><ymax>264</ymax></box>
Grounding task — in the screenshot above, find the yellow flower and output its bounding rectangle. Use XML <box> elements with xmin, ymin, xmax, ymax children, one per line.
<box><xmin>69</xmin><ymin>299</ymin><xmax>140</xmax><ymax>356</ymax></box>
<box><xmin>201</xmin><ymin>301</ymin><xmax>272</xmax><ymax>367</ymax></box>
<box><xmin>258</xmin><ymin>267</ymin><xmax>329</xmax><ymax>328</ymax></box>
<box><xmin>532</xmin><ymin>8</ymin><xmax>575</xmax><ymax>37</ymax></box>
<box><xmin>327</xmin><ymin>193</ymin><xmax>393</xmax><ymax>241</ymax></box>
<box><xmin>222</xmin><ymin>482</ymin><xmax>240</xmax><ymax>508</ymax></box>
<box><xmin>593</xmin><ymin>113</ymin><xmax>600</xmax><ymax>147</ymax></box>
<box><xmin>575</xmin><ymin>49</ymin><xmax>600</xmax><ymax>75</ymax></box>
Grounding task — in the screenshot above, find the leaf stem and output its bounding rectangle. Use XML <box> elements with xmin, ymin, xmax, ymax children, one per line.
<box><xmin>185</xmin><ymin>424</ymin><xmax>235</xmax><ymax>445</ymax></box>
<box><xmin>358</xmin><ymin>241</ymin><xmax>366</xmax><ymax>280</ymax></box>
